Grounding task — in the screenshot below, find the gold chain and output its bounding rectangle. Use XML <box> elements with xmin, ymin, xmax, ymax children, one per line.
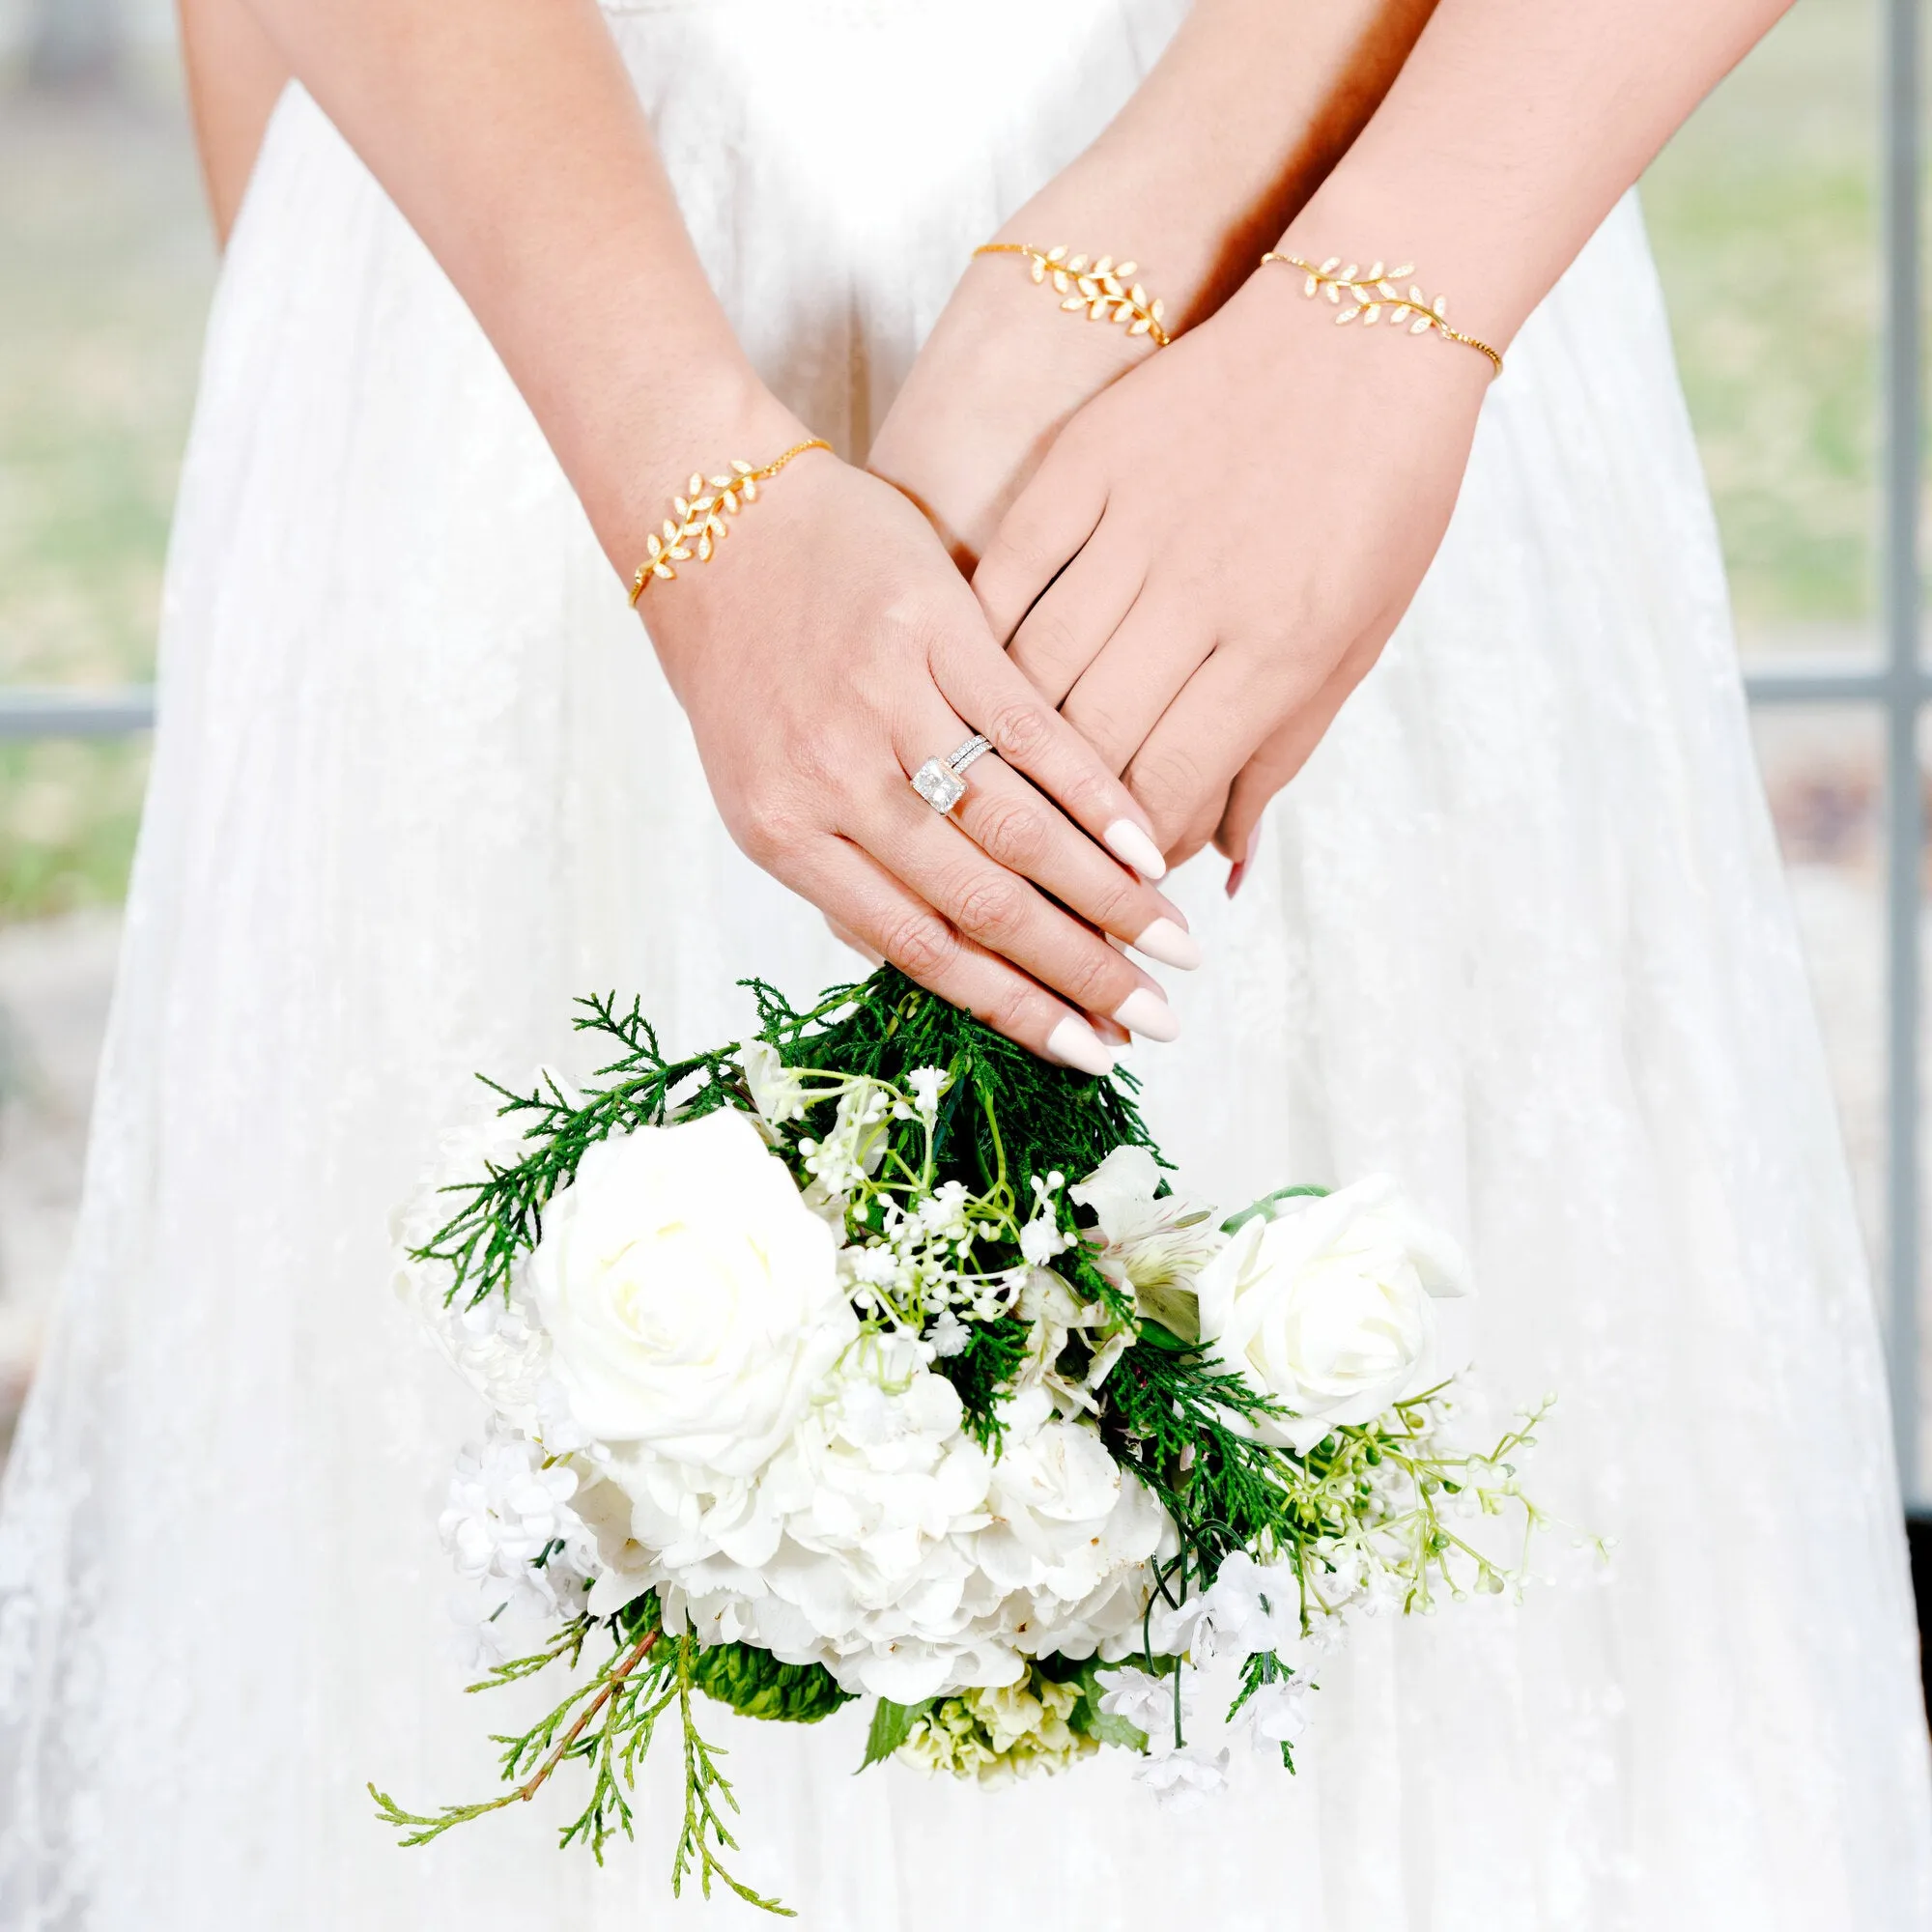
<box><xmin>974</xmin><ymin>242</ymin><xmax>1172</xmax><ymax>348</ymax></box>
<box><xmin>627</xmin><ymin>437</ymin><xmax>832</xmax><ymax>606</ymax></box>
<box><xmin>1261</xmin><ymin>253</ymin><xmax>1503</xmax><ymax>378</ymax></box>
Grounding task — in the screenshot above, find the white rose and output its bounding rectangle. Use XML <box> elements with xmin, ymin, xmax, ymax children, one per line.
<box><xmin>1196</xmin><ymin>1175</ymin><xmax>1470</xmax><ymax>1453</ymax></box>
<box><xmin>528</xmin><ymin>1108</ymin><xmax>857</xmax><ymax>1474</ymax></box>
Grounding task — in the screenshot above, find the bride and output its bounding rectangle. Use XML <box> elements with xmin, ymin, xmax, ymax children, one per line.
<box><xmin>1</xmin><ymin>0</ymin><xmax>1927</xmax><ymax>1922</ymax></box>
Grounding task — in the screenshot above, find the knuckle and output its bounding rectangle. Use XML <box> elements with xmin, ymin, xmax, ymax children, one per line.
<box><xmin>1088</xmin><ymin>874</ymin><xmax>1140</xmax><ymax>933</ymax></box>
<box><xmin>1014</xmin><ymin>607</ymin><xmax>1080</xmax><ymax>668</ymax></box>
<box><xmin>987</xmin><ymin>523</ymin><xmax>1058</xmax><ymax>580</ymax></box>
<box><xmin>730</xmin><ymin>791</ymin><xmax>802</xmax><ymax>867</ymax></box>
<box><xmin>878</xmin><ymin>909</ymin><xmax>958</xmax><ymax>984</ymax></box>
<box><xmin>981</xmin><ymin>980</ymin><xmax>1039</xmax><ymax>1042</ymax></box>
<box><xmin>952</xmin><ymin>871</ymin><xmax>1028</xmax><ymax>942</ymax></box>
<box><xmin>983</xmin><ymin>698</ymin><xmax>1054</xmax><ymax>767</ymax></box>
<box><xmin>1130</xmin><ymin>742</ymin><xmax>1208</xmax><ymax>807</ymax></box>
<box><xmin>874</xmin><ymin>589</ymin><xmax>948</xmax><ymax>664</ymax></box>
<box><xmin>1059</xmin><ymin>946</ymin><xmax>1122</xmax><ymax>1011</ymax></box>
<box><xmin>970</xmin><ymin>794</ymin><xmax>1047</xmax><ymax>869</ymax></box>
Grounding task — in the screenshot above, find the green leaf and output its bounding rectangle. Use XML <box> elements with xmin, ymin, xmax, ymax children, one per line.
<box><xmin>1133</xmin><ymin>1277</ymin><xmax>1201</xmax><ymax>1346</ymax></box>
<box><xmin>859</xmin><ymin>1696</ymin><xmax>934</xmax><ymax>1770</ymax></box>
<box><xmin>1220</xmin><ymin>1182</ymin><xmax>1328</xmax><ymax>1236</ymax></box>
<box><xmin>689</xmin><ymin>1641</ymin><xmax>855</xmax><ymax>1724</ymax></box>
<box><xmin>1085</xmin><ymin>1706</ymin><xmax>1150</xmax><ymax>1750</ymax></box>
<box><xmin>1052</xmin><ymin>1655</ymin><xmax>1149</xmax><ymax>1754</ymax></box>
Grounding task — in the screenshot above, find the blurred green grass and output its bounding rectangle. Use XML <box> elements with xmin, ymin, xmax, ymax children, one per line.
<box><xmin>0</xmin><ymin>61</ymin><xmax>212</xmax><ymax>920</ymax></box>
<box><xmin>0</xmin><ymin>0</ymin><xmax>1894</xmax><ymax>919</ymax></box>
<box><xmin>1643</xmin><ymin>0</ymin><xmax>1880</xmax><ymax>628</ymax></box>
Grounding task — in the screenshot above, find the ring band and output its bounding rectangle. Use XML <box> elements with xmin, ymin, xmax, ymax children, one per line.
<box><xmin>912</xmin><ymin>734</ymin><xmax>997</xmax><ymax>815</ymax></box>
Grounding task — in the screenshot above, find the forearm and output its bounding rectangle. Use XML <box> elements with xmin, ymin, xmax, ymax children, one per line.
<box><xmin>240</xmin><ymin>0</ymin><xmax>793</xmax><ymax>573</ymax></box>
<box><xmin>180</xmin><ymin>0</ymin><xmax>290</xmax><ymax>245</ymax></box>
<box><xmin>1278</xmin><ymin>0</ymin><xmax>1795</xmax><ymax>347</ymax></box>
<box><xmin>997</xmin><ymin>0</ymin><xmax>1440</xmax><ymax>325</ymax></box>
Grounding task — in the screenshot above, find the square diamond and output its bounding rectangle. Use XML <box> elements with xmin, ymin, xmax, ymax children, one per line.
<box><xmin>912</xmin><ymin>757</ymin><xmax>967</xmax><ymax>813</ymax></box>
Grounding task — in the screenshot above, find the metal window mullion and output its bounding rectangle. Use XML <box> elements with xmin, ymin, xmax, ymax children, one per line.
<box><xmin>1883</xmin><ymin>0</ymin><xmax>1924</xmax><ymax>1512</ymax></box>
<box><xmin>0</xmin><ymin>688</ymin><xmax>156</xmax><ymax>739</ymax></box>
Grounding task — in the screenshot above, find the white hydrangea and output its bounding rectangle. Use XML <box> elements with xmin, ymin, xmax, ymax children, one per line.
<box><xmin>1240</xmin><ymin>1675</ymin><xmax>1316</xmax><ymax>1753</ymax></box>
<box><xmin>440</xmin><ymin>1422</ymin><xmax>600</xmax><ymax>1624</ymax></box>
<box><xmin>592</xmin><ymin>1349</ymin><xmax>1169</xmax><ymax>1704</ymax></box>
<box><xmin>392</xmin><ymin>1105</ymin><xmax>593</xmax><ymax>1451</ymax></box>
<box><xmin>1191</xmin><ymin>1550</ymin><xmax>1307</xmax><ymax>1663</ymax></box>
<box><xmin>1134</xmin><ymin>1741</ymin><xmax>1230</xmax><ymax>1810</ymax></box>
<box><xmin>1096</xmin><ymin>1662</ymin><xmax>1183</xmax><ymax>1739</ymax></box>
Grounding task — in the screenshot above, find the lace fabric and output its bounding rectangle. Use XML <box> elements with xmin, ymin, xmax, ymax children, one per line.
<box><xmin>1</xmin><ymin>0</ymin><xmax>1928</xmax><ymax>1923</ymax></box>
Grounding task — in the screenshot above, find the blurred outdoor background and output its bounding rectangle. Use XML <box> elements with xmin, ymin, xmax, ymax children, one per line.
<box><xmin>0</xmin><ymin>0</ymin><xmax>1918</xmax><ymax>1472</ymax></box>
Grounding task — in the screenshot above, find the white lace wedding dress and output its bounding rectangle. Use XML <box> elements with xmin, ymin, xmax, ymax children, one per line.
<box><xmin>2</xmin><ymin>0</ymin><xmax>1928</xmax><ymax>1924</ymax></box>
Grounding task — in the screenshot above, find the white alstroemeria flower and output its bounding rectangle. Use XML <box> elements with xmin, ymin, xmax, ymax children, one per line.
<box><xmin>1070</xmin><ymin>1145</ymin><xmax>1221</xmax><ymax>1343</ymax></box>
<box><xmin>1197</xmin><ymin>1176</ymin><xmax>1471</xmax><ymax>1453</ymax></box>
<box><xmin>1134</xmin><ymin>1742</ymin><xmax>1230</xmax><ymax>1811</ymax></box>
<box><xmin>529</xmin><ymin>1109</ymin><xmax>858</xmax><ymax>1474</ymax></box>
<box><xmin>739</xmin><ymin>1039</ymin><xmax>813</xmax><ymax>1126</ymax></box>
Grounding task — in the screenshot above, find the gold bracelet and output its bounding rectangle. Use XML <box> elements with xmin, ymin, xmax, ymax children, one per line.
<box><xmin>627</xmin><ymin>437</ymin><xmax>832</xmax><ymax>606</ymax></box>
<box><xmin>973</xmin><ymin>242</ymin><xmax>1171</xmax><ymax>348</ymax></box>
<box><xmin>1261</xmin><ymin>253</ymin><xmax>1503</xmax><ymax>378</ymax></box>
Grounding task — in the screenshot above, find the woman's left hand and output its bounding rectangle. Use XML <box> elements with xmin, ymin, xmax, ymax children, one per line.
<box><xmin>969</xmin><ymin>265</ymin><xmax>1492</xmax><ymax>875</ymax></box>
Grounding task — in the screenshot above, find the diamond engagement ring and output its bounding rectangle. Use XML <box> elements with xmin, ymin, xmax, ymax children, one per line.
<box><xmin>911</xmin><ymin>734</ymin><xmax>995</xmax><ymax>815</ymax></box>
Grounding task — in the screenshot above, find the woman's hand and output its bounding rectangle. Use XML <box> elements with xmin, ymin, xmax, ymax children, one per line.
<box><xmin>971</xmin><ymin>267</ymin><xmax>1490</xmax><ymax>874</ymax></box>
<box><xmin>639</xmin><ymin>436</ymin><xmax>1198</xmax><ymax>1070</ymax></box>
<box><xmin>867</xmin><ymin>253</ymin><xmax>1157</xmax><ymax>571</ymax></box>
<box><xmin>867</xmin><ymin>0</ymin><xmax>1443</xmax><ymax>567</ymax></box>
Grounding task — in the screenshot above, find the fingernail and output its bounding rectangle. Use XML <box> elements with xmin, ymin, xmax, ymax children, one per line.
<box><xmin>1113</xmin><ymin>987</ymin><xmax>1180</xmax><ymax>1043</ymax></box>
<box><xmin>1045</xmin><ymin>1014</ymin><xmax>1117</xmax><ymax>1077</ymax></box>
<box><xmin>1132</xmin><ymin>916</ymin><xmax>1202</xmax><ymax>972</ymax></box>
<box><xmin>1226</xmin><ymin>824</ymin><xmax>1262</xmax><ymax>899</ymax></box>
<box><xmin>1103</xmin><ymin>818</ymin><xmax>1168</xmax><ymax>881</ymax></box>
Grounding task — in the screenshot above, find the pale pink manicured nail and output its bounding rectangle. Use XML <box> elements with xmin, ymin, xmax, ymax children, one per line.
<box><xmin>1045</xmin><ymin>1014</ymin><xmax>1117</xmax><ymax>1076</ymax></box>
<box><xmin>1226</xmin><ymin>823</ymin><xmax>1262</xmax><ymax>899</ymax></box>
<box><xmin>1103</xmin><ymin>818</ymin><xmax>1168</xmax><ymax>881</ymax></box>
<box><xmin>1133</xmin><ymin>916</ymin><xmax>1202</xmax><ymax>972</ymax></box>
<box><xmin>1114</xmin><ymin>987</ymin><xmax>1180</xmax><ymax>1043</ymax></box>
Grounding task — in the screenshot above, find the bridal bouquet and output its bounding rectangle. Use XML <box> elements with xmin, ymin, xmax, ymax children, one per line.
<box><xmin>375</xmin><ymin>972</ymin><xmax>1559</xmax><ymax>1913</ymax></box>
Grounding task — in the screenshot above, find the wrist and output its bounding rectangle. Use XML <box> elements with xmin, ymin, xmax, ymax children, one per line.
<box><xmin>1274</xmin><ymin>157</ymin><xmax>1546</xmax><ymax>357</ymax></box>
<box><xmin>582</xmin><ymin>363</ymin><xmax>812</xmax><ymax>583</ymax></box>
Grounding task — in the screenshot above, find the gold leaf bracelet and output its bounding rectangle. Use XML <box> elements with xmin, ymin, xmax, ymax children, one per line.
<box><xmin>627</xmin><ymin>437</ymin><xmax>832</xmax><ymax>606</ymax></box>
<box><xmin>1261</xmin><ymin>253</ymin><xmax>1503</xmax><ymax>378</ymax></box>
<box><xmin>973</xmin><ymin>242</ymin><xmax>1171</xmax><ymax>348</ymax></box>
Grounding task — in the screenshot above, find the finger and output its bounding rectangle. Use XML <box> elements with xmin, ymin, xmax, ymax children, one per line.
<box><xmin>1007</xmin><ymin>520</ymin><xmax>1147</xmax><ymax>710</ymax></box>
<box><xmin>793</xmin><ymin>837</ymin><xmax>1122</xmax><ymax>1074</ymax></box>
<box><xmin>1120</xmin><ymin>649</ymin><xmax>1274</xmax><ymax>857</ymax></box>
<box><xmin>1214</xmin><ymin>639</ymin><xmax>1378</xmax><ymax>863</ymax></box>
<box><xmin>947</xmin><ymin>753</ymin><xmax>1194</xmax><ymax>965</ymax></box>
<box><xmin>822</xmin><ymin>912</ymin><xmax>884</xmax><ymax>969</ymax></box>
<box><xmin>925</xmin><ymin>624</ymin><xmax>1170</xmax><ymax>880</ymax></box>
<box><xmin>1059</xmin><ymin>594</ymin><xmax>1215</xmax><ymax>776</ymax></box>
<box><xmin>971</xmin><ymin>440</ymin><xmax>1108</xmax><ymax>645</ymax></box>
<box><xmin>866</xmin><ymin>766</ymin><xmax>1179</xmax><ymax>1043</ymax></box>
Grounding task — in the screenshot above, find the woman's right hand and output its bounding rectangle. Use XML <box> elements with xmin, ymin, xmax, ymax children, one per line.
<box><xmin>637</xmin><ymin>433</ymin><xmax>1199</xmax><ymax>1071</ymax></box>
